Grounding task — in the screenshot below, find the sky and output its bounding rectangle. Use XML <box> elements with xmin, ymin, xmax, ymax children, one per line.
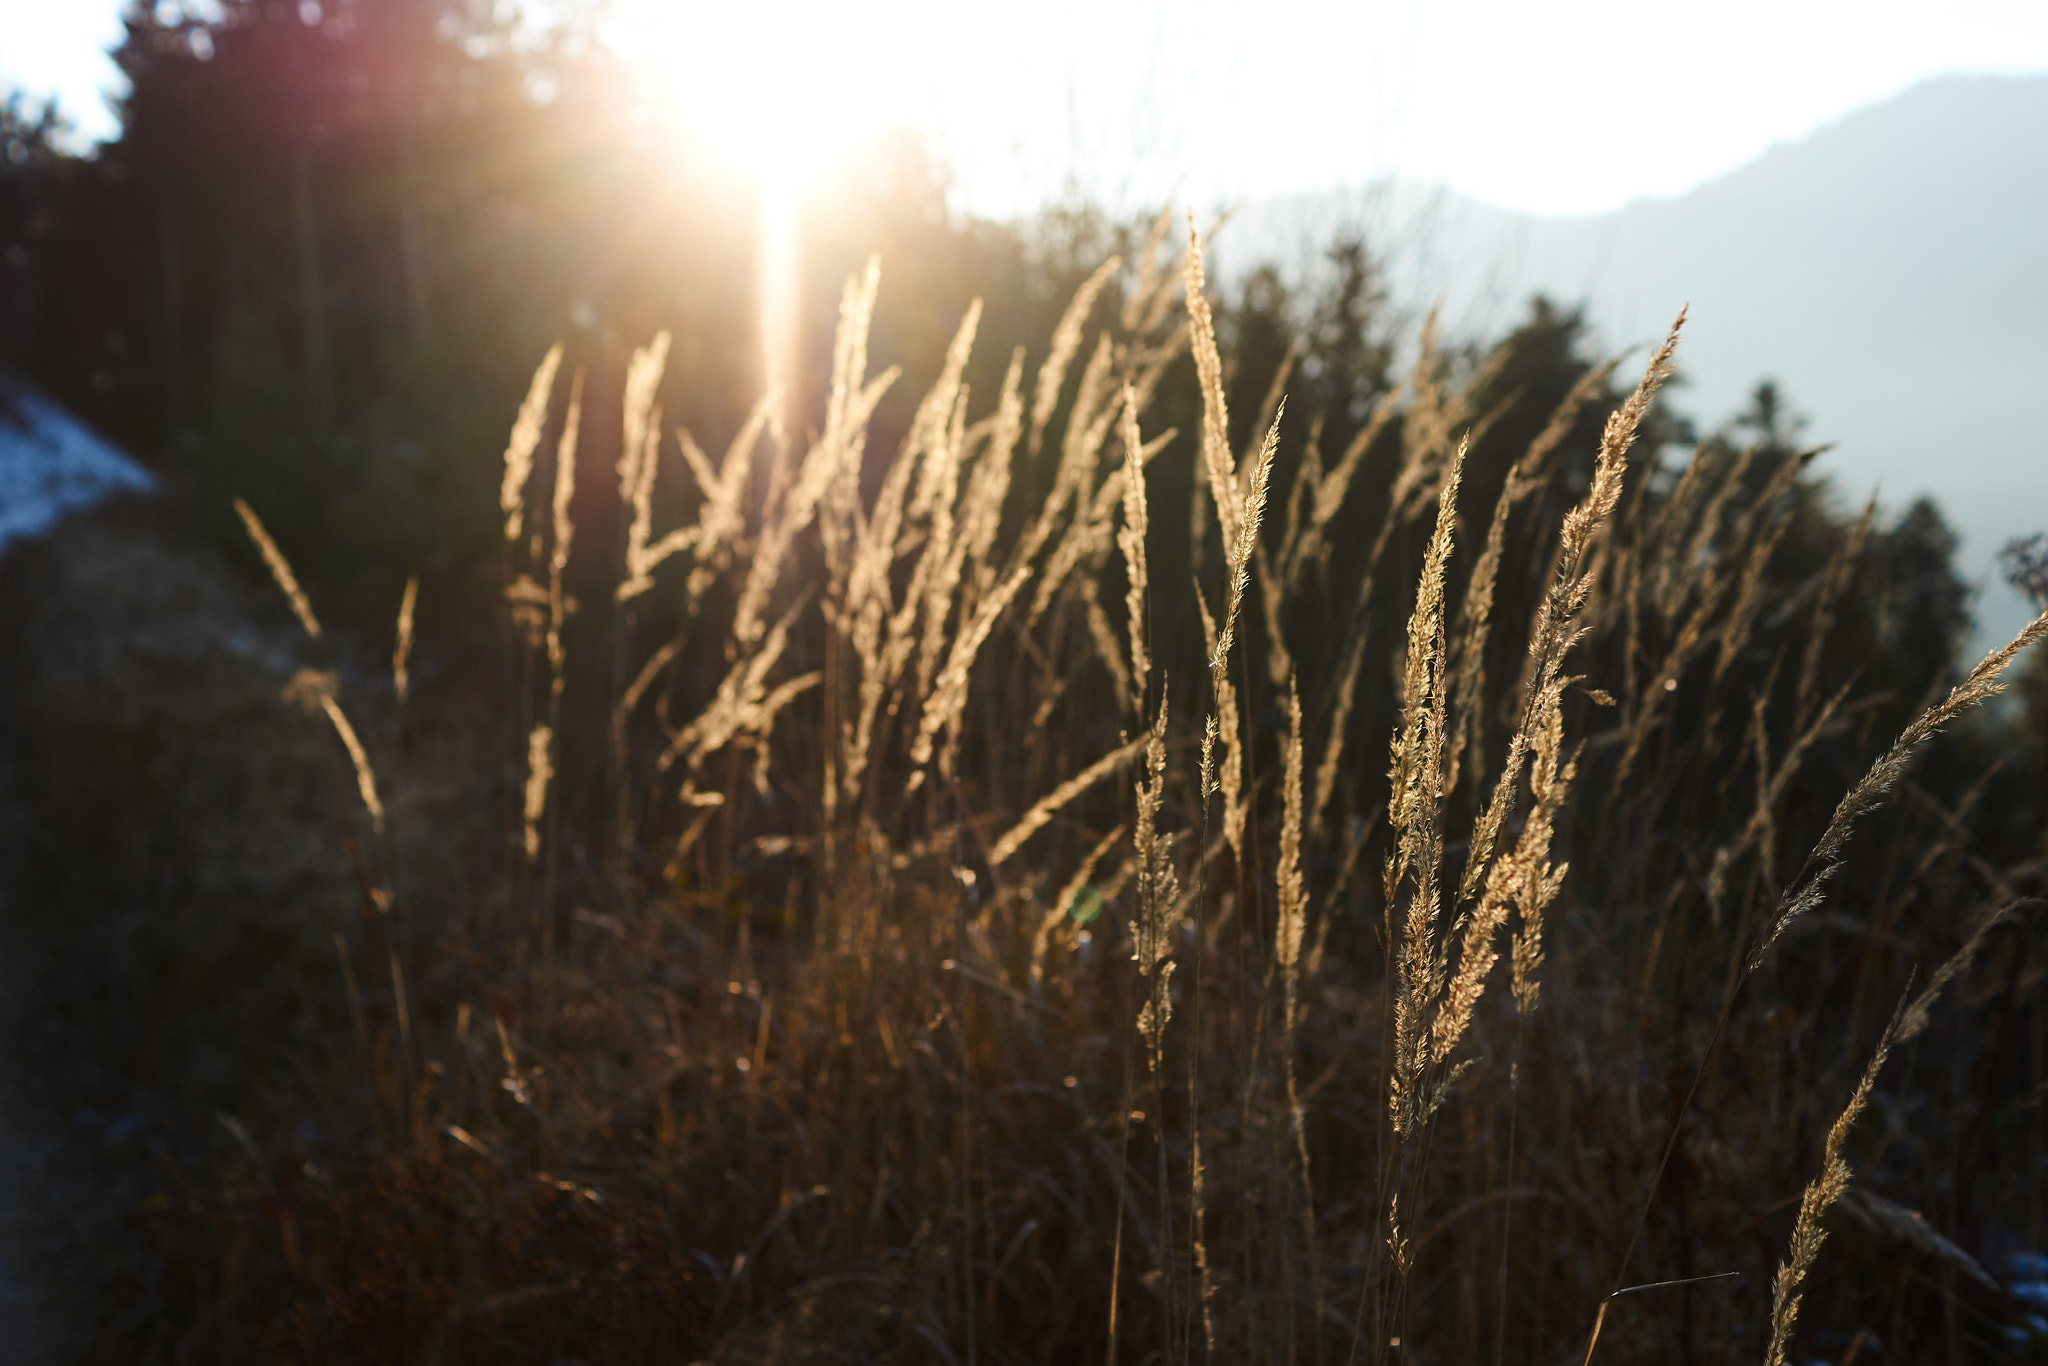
<box><xmin>5</xmin><ymin>0</ymin><xmax>2048</xmax><ymax>216</ymax></box>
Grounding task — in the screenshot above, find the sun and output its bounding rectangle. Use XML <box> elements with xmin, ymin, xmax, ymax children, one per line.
<box><xmin>604</xmin><ymin>2</ymin><xmax>948</xmax><ymax>404</ymax></box>
<box><xmin>612</xmin><ymin>2</ymin><xmax>921</xmax><ymax>191</ymax></box>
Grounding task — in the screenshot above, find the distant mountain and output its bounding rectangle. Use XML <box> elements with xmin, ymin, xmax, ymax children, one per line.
<box><xmin>1219</xmin><ymin>75</ymin><xmax>2048</xmax><ymax>644</ymax></box>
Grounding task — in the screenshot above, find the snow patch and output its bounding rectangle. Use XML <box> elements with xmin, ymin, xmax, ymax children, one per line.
<box><xmin>0</xmin><ymin>378</ymin><xmax>154</xmax><ymax>555</ymax></box>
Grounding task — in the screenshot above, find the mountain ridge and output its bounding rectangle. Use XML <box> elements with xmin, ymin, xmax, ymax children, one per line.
<box><xmin>1219</xmin><ymin>74</ymin><xmax>2048</xmax><ymax>642</ymax></box>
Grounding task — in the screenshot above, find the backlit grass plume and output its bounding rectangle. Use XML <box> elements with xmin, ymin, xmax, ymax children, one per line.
<box><xmin>200</xmin><ymin>223</ymin><xmax>2048</xmax><ymax>1366</ymax></box>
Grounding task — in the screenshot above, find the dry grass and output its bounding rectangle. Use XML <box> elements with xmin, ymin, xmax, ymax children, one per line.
<box><xmin>37</xmin><ymin>227</ymin><xmax>2048</xmax><ymax>1365</ymax></box>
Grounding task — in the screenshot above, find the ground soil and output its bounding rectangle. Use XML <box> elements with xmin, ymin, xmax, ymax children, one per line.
<box><xmin>0</xmin><ymin>498</ymin><xmax>367</xmax><ymax>1361</ymax></box>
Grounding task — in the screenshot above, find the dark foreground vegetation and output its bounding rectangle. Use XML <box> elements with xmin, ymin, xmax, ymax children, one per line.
<box><xmin>5</xmin><ymin>4</ymin><xmax>2048</xmax><ymax>1364</ymax></box>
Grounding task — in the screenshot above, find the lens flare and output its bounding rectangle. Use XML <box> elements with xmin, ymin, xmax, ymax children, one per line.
<box><xmin>759</xmin><ymin>172</ymin><xmax>798</xmax><ymax>434</ymax></box>
<box><xmin>611</xmin><ymin>5</ymin><xmax>921</xmax><ymax>407</ymax></box>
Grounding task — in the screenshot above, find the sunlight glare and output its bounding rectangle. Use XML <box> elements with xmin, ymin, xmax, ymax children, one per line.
<box><xmin>617</xmin><ymin>3</ymin><xmax>929</xmax><ymax>188</ymax></box>
<box><xmin>612</xmin><ymin>3</ymin><xmax>942</xmax><ymax>407</ymax></box>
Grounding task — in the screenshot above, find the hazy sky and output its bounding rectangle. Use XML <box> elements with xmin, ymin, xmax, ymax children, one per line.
<box><xmin>5</xmin><ymin>1</ymin><xmax>2047</xmax><ymax>215</ymax></box>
